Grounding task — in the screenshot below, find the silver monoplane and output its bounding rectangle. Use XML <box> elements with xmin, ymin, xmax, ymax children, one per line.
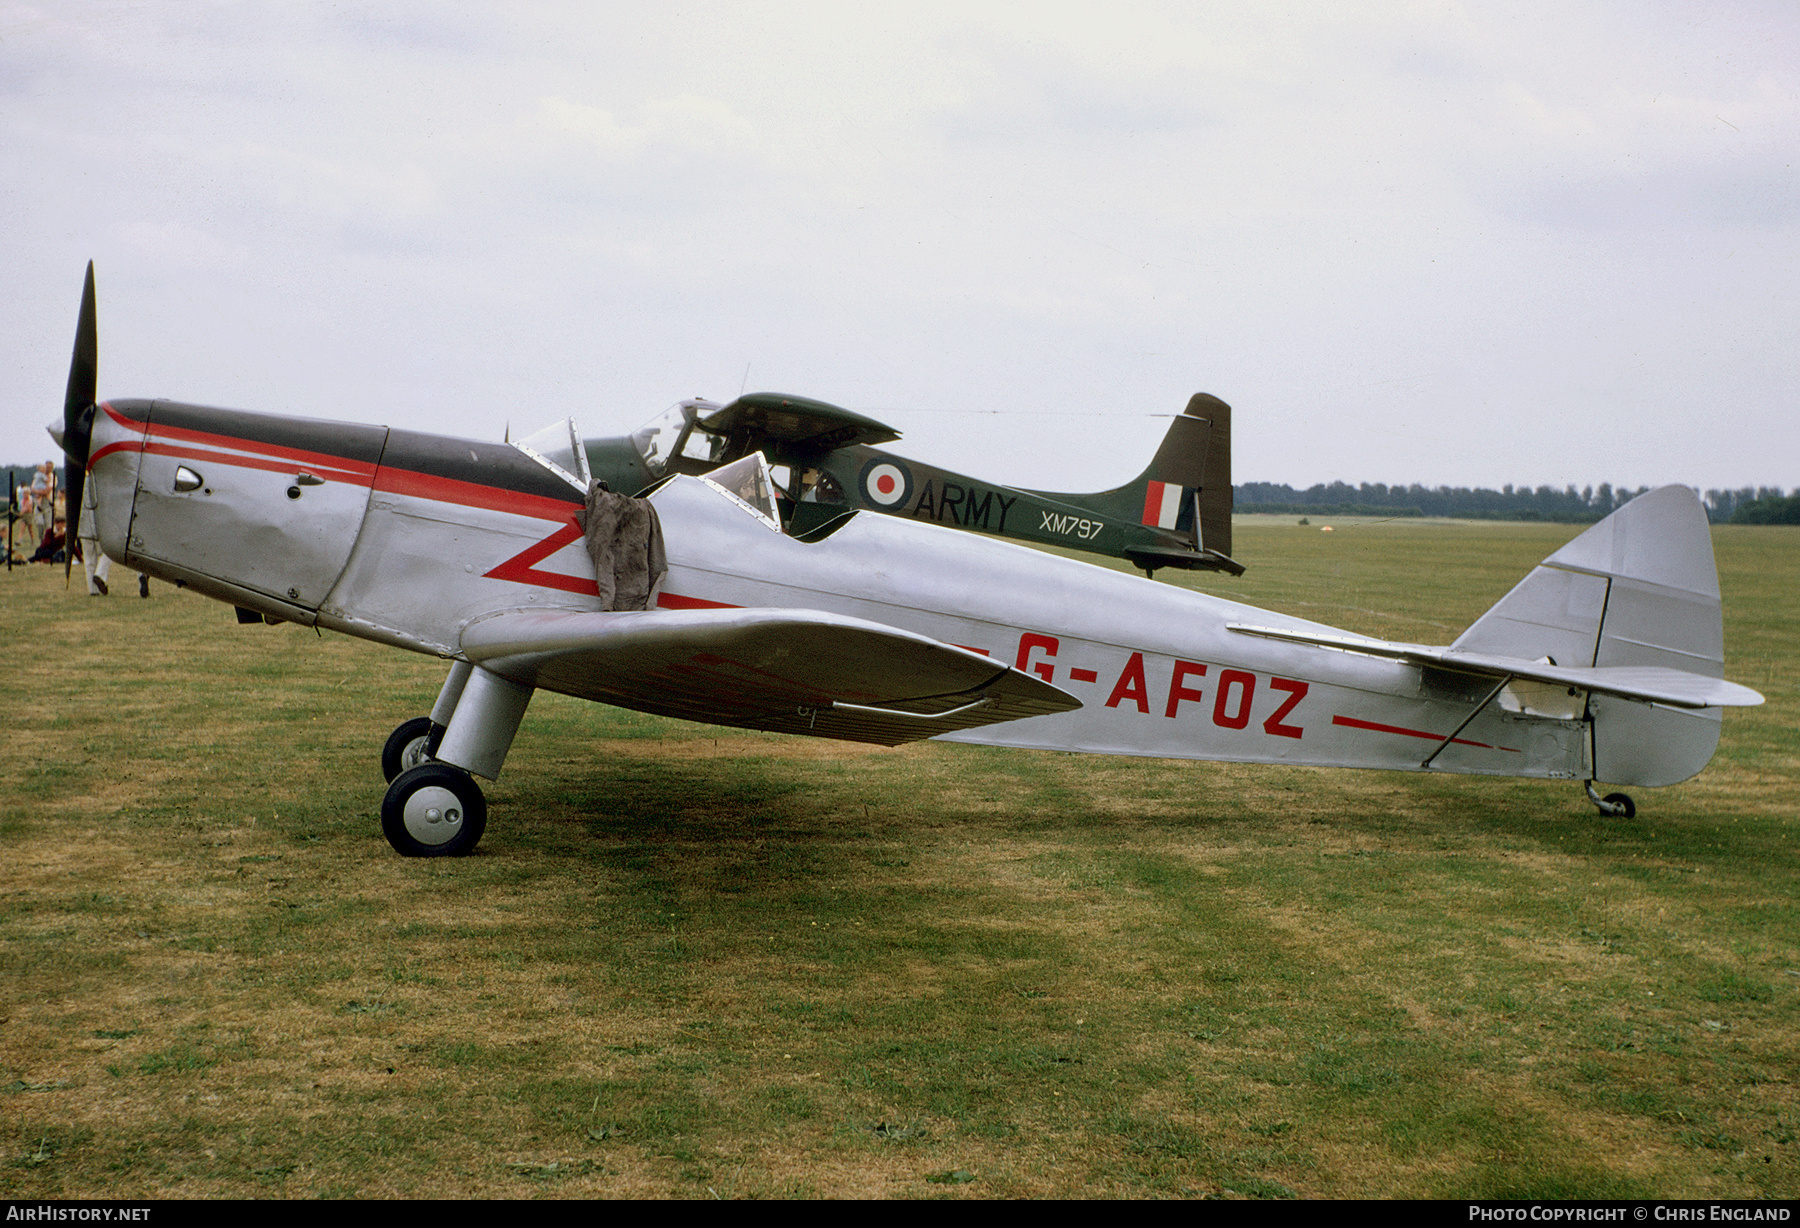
<box><xmin>53</xmin><ymin>265</ymin><xmax>1763</xmax><ymax>856</ymax></box>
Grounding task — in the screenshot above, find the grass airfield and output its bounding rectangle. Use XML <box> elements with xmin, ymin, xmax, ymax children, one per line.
<box><xmin>3</xmin><ymin>517</ymin><xmax>1795</xmax><ymax>1200</ymax></box>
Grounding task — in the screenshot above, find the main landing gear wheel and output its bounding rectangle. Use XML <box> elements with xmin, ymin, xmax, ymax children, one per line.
<box><xmin>382</xmin><ymin>716</ymin><xmax>442</xmax><ymax>783</ymax></box>
<box><xmin>382</xmin><ymin>763</ymin><xmax>487</xmax><ymax>857</ymax></box>
<box><xmin>1584</xmin><ymin>780</ymin><xmax>1636</xmax><ymax>819</ymax></box>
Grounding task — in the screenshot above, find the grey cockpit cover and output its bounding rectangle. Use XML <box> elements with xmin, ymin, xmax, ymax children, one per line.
<box><xmin>583</xmin><ymin>483</ymin><xmax>667</xmax><ymax>611</ymax></box>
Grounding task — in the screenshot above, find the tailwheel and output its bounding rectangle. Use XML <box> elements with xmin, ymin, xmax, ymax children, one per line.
<box><xmin>381</xmin><ymin>716</ymin><xmax>443</xmax><ymax>783</ymax></box>
<box><xmin>382</xmin><ymin>763</ymin><xmax>487</xmax><ymax>857</ymax></box>
<box><xmin>1584</xmin><ymin>780</ymin><xmax>1636</xmax><ymax>819</ymax></box>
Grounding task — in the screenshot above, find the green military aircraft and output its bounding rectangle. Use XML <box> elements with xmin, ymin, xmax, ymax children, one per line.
<box><xmin>572</xmin><ymin>391</ymin><xmax>1241</xmax><ymax>577</ymax></box>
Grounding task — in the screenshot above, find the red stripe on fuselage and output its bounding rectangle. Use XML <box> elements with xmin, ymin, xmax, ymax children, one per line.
<box><xmin>88</xmin><ymin>402</ymin><xmax>149</xmax><ymax>469</ymax></box>
<box><xmin>482</xmin><ymin>519</ymin><xmax>599</xmax><ymax>597</ymax></box>
<box><xmin>656</xmin><ymin>592</ymin><xmax>740</xmax><ymax>610</ymax></box>
<box><xmin>88</xmin><ymin>440</ymin><xmax>142</xmax><ymax>468</ymax></box>
<box><xmin>100</xmin><ymin>402</ymin><xmax>582</xmax><ymax>522</ymax></box>
<box><xmin>139</xmin><ymin>440</ymin><xmax>372</xmax><ymax>486</ymax></box>
<box><xmin>1331</xmin><ymin>714</ymin><xmax>1518</xmax><ymax>752</ymax></box>
<box><xmin>99</xmin><ymin>401</ymin><xmax>149</xmax><ymax>437</ymax></box>
<box><xmin>103</xmin><ymin>403</ymin><xmax>378</xmax><ymax>482</ymax></box>
<box><xmin>373</xmin><ymin>466</ymin><xmax>579</xmax><ymax>522</ymax></box>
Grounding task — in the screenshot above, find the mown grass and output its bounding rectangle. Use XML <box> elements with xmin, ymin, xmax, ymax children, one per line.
<box><xmin>1</xmin><ymin>519</ymin><xmax>1795</xmax><ymax>1198</ymax></box>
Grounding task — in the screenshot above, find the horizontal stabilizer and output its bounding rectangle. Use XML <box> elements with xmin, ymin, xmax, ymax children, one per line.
<box><xmin>699</xmin><ymin>392</ymin><xmax>902</xmax><ymax>451</ymax></box>
<box><xmin>1226</xmin><ymin>623</ymin><xmax>1764</xmax><ymax>709</ymax></box>
<box><xmin>1124</xmin><ymin>544</ymin><xmax>1245</xmax><ymax>577</ymax></box>
<box><xmin>463</xmin><ymin>607</ymin><xmax>1080</xmax><ymax>745</ymax></box>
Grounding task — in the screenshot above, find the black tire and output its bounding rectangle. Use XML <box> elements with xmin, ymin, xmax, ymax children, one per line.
<box><xmin>381</xmin><ymin>716</ymin><xmax>442</xmax><ymax>783</ymax></box>
<box><xmin>1602</xmin><ymin>792</ymin><xmax>1636</xmax><ymax>820</ymax></box>
<box><xmin>381</xmin><ymin>764</ymin><xmax>487</xmax><ymax>857</ymax></box>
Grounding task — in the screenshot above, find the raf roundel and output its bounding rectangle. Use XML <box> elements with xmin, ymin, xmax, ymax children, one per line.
<box><xmin>860</xmin><ymin>459</ymin><xmax>913</xmax><ymax>508</ymax></box>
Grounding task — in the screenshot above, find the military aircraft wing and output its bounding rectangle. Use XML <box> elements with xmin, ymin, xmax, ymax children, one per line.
<box><xmin>698</xmin><ymin>392</ymin><xmax>903</xmax><ymax>452</ymax></box>
<box><xmin>1226</xmin><ymin>624</ymin><xmax>1764</xmax><ymax>709</ymax></box>
<box><xmin>461</xmin><ymin>606</ymin><xmax>1081</xmax><ymax>745</ymax></box>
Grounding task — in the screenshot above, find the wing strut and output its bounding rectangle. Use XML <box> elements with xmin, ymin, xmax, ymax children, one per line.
<box><xmin>1419</xmin><ymin>675</ymin><xmax>1513</xmax><ymax>770</ymax></box>
<box><xmin>831</xmin><ymin>696</ymin><xmax>994</xmax><ymax>722</ymax></box>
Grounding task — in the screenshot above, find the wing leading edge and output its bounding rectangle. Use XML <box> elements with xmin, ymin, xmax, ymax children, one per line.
<box><xmin>462</xmin><ymin>607</ymin><xmax>1081</xmax><ymax>745</ymax></box>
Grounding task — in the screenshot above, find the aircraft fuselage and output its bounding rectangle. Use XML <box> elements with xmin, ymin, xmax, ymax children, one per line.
<box><xmin>89</xmin><ymin>397</ymin><xmax>1610</xmax><ymax>786</ymax></box>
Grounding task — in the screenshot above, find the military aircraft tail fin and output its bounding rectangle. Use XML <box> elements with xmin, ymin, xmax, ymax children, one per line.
<box><xmin>1454</xmin><ymin>485</ymin><xmax>1739</xmax><ymax>785</ymax></box>
<box><xmin>1031</xmin><ymin>392</ymin><xmax>1239</xmax><ymax>575</ymax></box>
<box><xmin>1178</xmin><ymin>392</ymin><xmax>1232</xmax><ymax>565</ymax></box>
<box><xmin>1121</xmin><ymin>392</ymin><xmax>1237</xmax><ymax>574</ymax></box>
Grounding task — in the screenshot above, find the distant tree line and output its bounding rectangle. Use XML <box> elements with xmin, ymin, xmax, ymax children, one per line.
<box><xmin>1724</xmin><ymin>490</ymin><xmax>1800</xmax><ymax>524</ymax></box>
<box><xmin>5</xmin><ymin>462</ymin><xmax>1793</xmax><ymax>525</ymax></box>
<box><xmin>1235</xmin><ymin>481</ymin><xmax>1793</xmax><ymax>525</ymax></box>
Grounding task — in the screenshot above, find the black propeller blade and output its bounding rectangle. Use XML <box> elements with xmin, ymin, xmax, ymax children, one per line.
<box><xmin>60</xmin><ymin>262</ymin><xmax>97</xmax><ymax>583</ymax></box>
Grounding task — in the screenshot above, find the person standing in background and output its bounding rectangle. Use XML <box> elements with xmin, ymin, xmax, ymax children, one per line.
<box><xmin>30</xmin><ymin>461</ymin><xmax>55</xmax><ymax>543</ymax></box>
<box><xmin>79</xmin><ymin>475</ymin><xmax>148</xmax><ymax>597</ymax></box>
<box><xmin>9</xmin><ymin>481</ymin><xmax>29</xmax><ymax>563</ymax></box>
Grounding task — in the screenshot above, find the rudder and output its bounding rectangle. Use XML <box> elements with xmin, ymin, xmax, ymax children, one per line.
<box><xmin>1138</xmin><ymin>393</ymin><xmax>1232</xmax><ymax>561</ymax></box>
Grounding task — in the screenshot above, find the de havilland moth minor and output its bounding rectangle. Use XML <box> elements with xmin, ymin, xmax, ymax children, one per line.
<box><xmin>52</xmin><ymin>265</ymin><xmax>1763</xmax><ymax>857</ymax></box>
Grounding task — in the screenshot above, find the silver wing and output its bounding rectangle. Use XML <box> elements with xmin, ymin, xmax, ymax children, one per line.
<box><xmin>462</xmin><ymin>606</ymin><xmax>1081</xmax><ymax>745</ymax></box>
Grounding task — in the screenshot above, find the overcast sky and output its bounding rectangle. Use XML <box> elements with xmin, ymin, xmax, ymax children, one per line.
<box><xmin>4</xmin><ymin>1</ymin><xmax>1795</xmax><ymax>493</ymax></box>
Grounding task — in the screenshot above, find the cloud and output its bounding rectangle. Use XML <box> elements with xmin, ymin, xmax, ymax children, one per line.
<box><xmin>2</xmin><ymin>2</ymin><xmax>1795</xmax><ymax>491</ymax></box>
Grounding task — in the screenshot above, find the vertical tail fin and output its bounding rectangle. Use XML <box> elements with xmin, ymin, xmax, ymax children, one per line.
<box><xmin>1180</xmin><ymin>392</ymin><xmax>1232</xmax><ymax>564</ymax></box>
<box><xmin>1018</xmin><ymin>391</ymin><xmax>1240</xmax><ymax>575</ymax></box>
<box><xmin>1097</xmin><ymin>392</ymin><xmax>1239</xmax><ymax>574</ymax></box>
<box><xmin>1454</xmin><ymin>486</ymin><xmax>1728</xmax><ymax>785</ymax></box>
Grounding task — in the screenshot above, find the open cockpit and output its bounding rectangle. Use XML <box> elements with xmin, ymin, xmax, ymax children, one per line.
<box><xmin>515</xmin><ymin>410</ymin><xmax>856</xmax><ymax>544</ymax></box>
